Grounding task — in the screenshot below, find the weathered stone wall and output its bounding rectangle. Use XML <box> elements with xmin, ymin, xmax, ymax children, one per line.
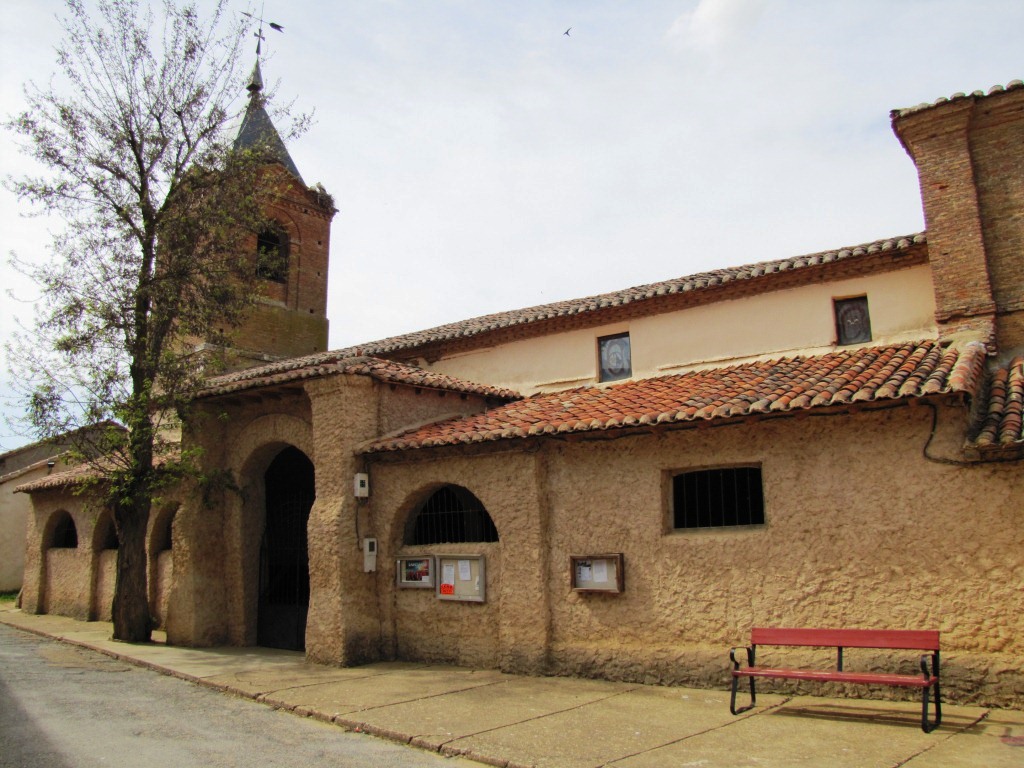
<box><xmin>367</xmin><ymin>403</ymin><xmax>1023</xmax><ymax>706</ymax></box>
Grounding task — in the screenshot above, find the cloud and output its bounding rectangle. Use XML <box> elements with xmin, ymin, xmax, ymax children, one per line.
<box><xmin>667</xmin><ymin>0</ymin><xmax>769</xmax><ymax>50</ymax></box>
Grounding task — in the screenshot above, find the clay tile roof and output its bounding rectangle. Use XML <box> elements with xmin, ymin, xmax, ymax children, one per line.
<box><xmin>198</xmin><ymin>354</ymin><xmax>521</xmax><ymax>401</ymax></box>
<box><xmin>15</xmin><ymin>461</ymin><xmax>98</xmax><ymax>493</ymax></box>
<box><xmin>342</xmin><ymin>233</ymin><xmax>926</xmax><ymax>359</ymax></box>
<box><xmin>969</xmin><ymin>356</ymin><xmax>1024</xmax><ymax>458</ymax></box>
<box><xmin>891</xmin><ymin>79</ymin><xmax>1024</xmax><ymax>119</ymax></box>
<box><xmin>362</xmin><ymin>341</ymin><xmax>987</xmax><ymax>454</ymax></box>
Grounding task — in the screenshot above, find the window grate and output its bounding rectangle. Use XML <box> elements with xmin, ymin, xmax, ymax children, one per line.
<box><xmin>406</xmin><ymin>486</ymin><xmax>498</xmax><ymax>545</ymax></box>
<box><xmin>672</xmin><ymin>467</ymin><xmax>764</xmax><ymax>529</ymax></box>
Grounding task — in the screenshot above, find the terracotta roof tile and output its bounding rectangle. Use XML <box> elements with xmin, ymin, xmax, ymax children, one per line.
<box><xmin>891</xmin><ymin>79</ymin><xmax>1024</xmax><ymax>119</ymax></box>
<box><xmin>199</xmin><ymin>355</ymin><xmax>521</xmax><ymax>401</ymax></box>
<box><xmin>970</xmin><ymin>356</ymin><xmax>1024</xmax><ymax>457</ymax></box>
<box><xmin>342</xmin><ymin>234</ymin><xmax>925</xmax><ymax>359</ymax></box>
<box><xmin>363</xmin><ymin>341</ymin><xmax>987</xmax><ymax>454</ymax></box>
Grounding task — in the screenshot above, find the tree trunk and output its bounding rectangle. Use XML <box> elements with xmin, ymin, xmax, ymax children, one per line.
<box><xmin>111</xmin><ymin>495</ymin><xmax>153</xmax><ymax>643</ymax></box>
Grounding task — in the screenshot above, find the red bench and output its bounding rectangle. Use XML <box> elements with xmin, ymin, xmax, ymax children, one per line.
<box><xmin>729</xmin><ymin>627</ymin><xmax>941</xmax><ymax>732</ymax></box>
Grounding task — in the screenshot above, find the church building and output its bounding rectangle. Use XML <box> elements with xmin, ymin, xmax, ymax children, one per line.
<box><xmin>15</xmin><ymin>72</ymin><xmax>1024</xmax><ymax>708</ymax></box>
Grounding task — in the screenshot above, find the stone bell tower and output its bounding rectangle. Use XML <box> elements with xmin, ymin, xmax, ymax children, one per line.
<box><xmin>226</xmin><ymin>60</ymin><xmax>336</xmax><ymax>370</ymax></box>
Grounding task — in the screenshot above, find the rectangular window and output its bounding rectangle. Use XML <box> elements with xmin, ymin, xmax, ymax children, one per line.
<box><xmin>834</xmin><ymin>296</ymin><xmax>871</xmax><ymax>345</ymax></box>
<box><xmin>598</xmin><ymin>332</ymin><xmax>632</xmax><ymax>382</ymax></box>
<box><xmin>671</xmin><ymin>467</ymin><xmax>765</xmax><ymax>530</ymax></box>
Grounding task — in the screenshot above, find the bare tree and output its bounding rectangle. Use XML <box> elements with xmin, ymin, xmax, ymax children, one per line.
<box><xmin>5</xmin><ymin>0</ymin><xmax>299</xmax><ymax>641</ymax></box>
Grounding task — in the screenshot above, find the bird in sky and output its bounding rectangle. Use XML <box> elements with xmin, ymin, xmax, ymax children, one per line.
<box><xmin>564</xmin><ymin>27</ymin><xmax>571</xmax><ymax>36</ymax></box>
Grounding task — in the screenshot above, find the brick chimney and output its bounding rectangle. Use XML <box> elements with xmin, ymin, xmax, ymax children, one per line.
<box><xmin>892</xmin><ymin>82</ymin><xmax>1024</xmax><ymax>353</ymax></box>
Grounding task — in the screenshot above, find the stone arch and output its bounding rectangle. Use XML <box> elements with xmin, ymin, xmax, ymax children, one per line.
<box><xmin>255</xmin><ymin>446</ymin><xmax>315</xmax><ymax>650</ymax></box>
<box><xmin>148</xmin><ymin>504</ymin><xmax>178</xmax><ymax>629</ymax></box>
<box><xmin>402</xmin><ymin>484</ymin><xmax>499</xmax><ymax>546</ymax></box>
<box><xmin>225</xmin><ymin>413</ymin><xmax>314</xmax><ymax>647</ymax></box>
<box><xmin>90</xmin><ymin>509</ymin><xmax>118</xmax><ymax>621</ymax></box>
<box><xmin>44</xmin><ymin>510</ymin><xmax>78</xmax><ymax>550</ymax></box>
<box><xmin>388</xmin><ymin>479</ymin><xmax>504</xmax><ymax>668</ymax></box>
<box><xmin>40</xmin><ymin>509</ymin><xmax>89</xmax><ymax>619</ymax></box>
<box><xmin>92</xmin><ymin>510</ymin><xmax>119</xmax><ymax>551</ymax></box>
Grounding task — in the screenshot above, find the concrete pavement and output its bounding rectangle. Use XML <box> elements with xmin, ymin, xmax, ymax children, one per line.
<box><xmin>1</xmin><ymin>605</ymin><xmax>1022</xmax><ymax>768</ymax></box>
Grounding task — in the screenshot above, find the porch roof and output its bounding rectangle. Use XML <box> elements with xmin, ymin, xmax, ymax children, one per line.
<box><xmin>361</xmin><ymin>340</ymin><xmax>988</xmax><ymax>454</ymax></box>
<box><xmin>198</xmin><ymin>355</ymin><xmax>522</xmax><ymax>401</ymax></box>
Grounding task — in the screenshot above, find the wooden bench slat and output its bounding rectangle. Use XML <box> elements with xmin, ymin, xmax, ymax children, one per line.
<box><xmin>733</xmin><ymin>666</ymin><xmax>937</xmax><ymax>688</ymax></box>
<box><xmin>750</xmin><ymin>627</ymin><xmax>940</xmax><ymax>650</ymax></box>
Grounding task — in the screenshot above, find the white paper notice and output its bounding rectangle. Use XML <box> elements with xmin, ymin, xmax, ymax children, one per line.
<box><xmin>592</xmin><ymin>560</ymin><xmax>608</xmax><ymax>583</ymax></box>
<box><xmin>442</xmin><ymin>563</ymin><xmax>456</xmax><ymax>586</ymax></box>
<box><xmin>458</xmin><ymin>559</ymin><xmax>472</xmax><ymax>581</ymax></box>
<box><xmin>578</xmin><ymin>564</ymin><xmax>592</xmax><ymax>583</ymax></box>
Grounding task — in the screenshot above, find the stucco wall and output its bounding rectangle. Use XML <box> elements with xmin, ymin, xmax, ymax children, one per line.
<box><xmin>152</xmin><ymin>551</ymin><xmax>173</xmax><ymax>628</ymax></box>
<box><xmin>43</xmin><ymin>549</ymin><xmax>91</xmax><ymax>620</ymax></box>
<box><xmin>0</xmin><ymin>463</ymin><xmax>66</xmax><ymax>591</ymax></box>
<box><xmin>367</xmin><ymin>403</ymin><xmax>1023</xmax><ymax>707</ymax></box>
<box><xmin>369</xmin><ymin>449</ymin><xmax>550</xmax><ymax>672</ymax></box>
<box><xmin>428</xmin><ymin>266</ymin><xmax>938</xmax><ymax>394</ymax></box>
<box><xmin>91</xmin><ymin>549</ymin><xmax>116</xmax><ymax>621</ymax></box>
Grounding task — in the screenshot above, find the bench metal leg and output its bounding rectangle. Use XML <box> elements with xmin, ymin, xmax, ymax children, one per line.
<box><xmin>921</xmin><ymin>682</ymin><xmax>941</xmax><ymax>733</ymax></box>
<box><xmin>730</xmin><ymin>674</ymin><xmax>756</xmax><ymax>715</ymax></box>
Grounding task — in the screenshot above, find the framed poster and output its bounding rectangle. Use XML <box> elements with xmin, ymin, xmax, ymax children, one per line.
<box><xmin>570</xmin><ymin>553</ymin><xmax>624</xmax><ymax>593</ymax></box>
<box><xmin>396</xmin><ymin>556</ymin><xmax>435</xmax><ymax>588</ymax></box>
<box><xmin>435</xmin><ymin>554</ymin><xmax>486</xmax><ymax>603</ymax></box>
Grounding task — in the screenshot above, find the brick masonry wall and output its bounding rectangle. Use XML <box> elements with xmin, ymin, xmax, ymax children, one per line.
<box><xmin>228</xmin><ymin>170</ymin><xmax>334</xmax><ymax>367</ymax></box>
<box><xmin>894</xmin><ymin>87</ymin><xmax>1024</xmax><ymax>350</ymax></box>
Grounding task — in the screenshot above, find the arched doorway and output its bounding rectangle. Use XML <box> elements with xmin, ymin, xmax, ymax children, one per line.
<box><xmin>257</xmin><ymin>446</ymin><xmax>314</xmax><ymax>650</ymax></box>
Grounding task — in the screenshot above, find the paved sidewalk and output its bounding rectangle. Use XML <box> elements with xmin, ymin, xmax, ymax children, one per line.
<box><xmin>2</xmin><ymin>606</ymin><xmax>1022</xmax><ymax>768</ymax></box>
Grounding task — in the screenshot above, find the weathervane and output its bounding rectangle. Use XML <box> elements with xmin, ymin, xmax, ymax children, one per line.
<box><xmin>241</xmin><ymin>4</ymin><xmax>284</xmax><ymax>58</ymax></box>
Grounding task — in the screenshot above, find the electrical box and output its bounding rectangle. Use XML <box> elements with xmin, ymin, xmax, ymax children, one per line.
<box><xmin>354</xmin><ymin>472</ymin><xmax>369</xmax><ymax>498</ymax></box>
<box><xmin>362</xmin><ymin>537</ymin><xmax>377</xmax><ymax>572</ymax></box>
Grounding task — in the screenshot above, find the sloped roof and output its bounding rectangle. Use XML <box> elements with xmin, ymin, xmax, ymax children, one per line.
<box><xmin>234</xmin><ymin>61</ymin><xmax>305</xmax><ymax>183</ymax></box>
<box><xmin>362</xmin><ymin>340</ymin><xmax>987</xmax><ymax>453</ymax></box>
<box><xmin>891</xmin><ymin>79</ymin><xmax>1024</xmax><ymax>119</ymax></box>
<box><xmin>340</xmin><ymin>234</ymin><xmax>926</xmax><ymax>361</ymax></box>
<box><xmin>199</xmin><ymin>355</ymin><xmax>521</xmax><ymax>401</ymax></box>
<box><xmin>969</xmin><ymin>356</ymin><xmax>1024</xmax><ymax>459</ymax></box>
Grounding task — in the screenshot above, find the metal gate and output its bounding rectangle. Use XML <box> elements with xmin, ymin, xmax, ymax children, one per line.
<box><xmin>257</xmin><ymin>447</ymin><xmax>314</xmax><ymax>651</ymax></box>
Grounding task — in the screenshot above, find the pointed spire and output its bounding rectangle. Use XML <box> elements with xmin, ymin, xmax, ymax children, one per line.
<box><xmin>234</xmin><ymin>59</ymin><xmax>305</xmax><ymax>184</ymax></box>
<box><xmin>247</xmin><ymin>60</ymin><xmax>264</xmax><ymax>95</ymax></box>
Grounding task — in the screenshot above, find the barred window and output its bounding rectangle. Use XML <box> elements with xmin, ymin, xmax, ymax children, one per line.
<box><xmin>405</xmin><ymin>485</ymin><xmax>498</xmax><ymax>546</ymax></box>
<box><xmin>671</xmin><ymin>467</ymin><xmax>765</xmax><ymax>530</ymax></box>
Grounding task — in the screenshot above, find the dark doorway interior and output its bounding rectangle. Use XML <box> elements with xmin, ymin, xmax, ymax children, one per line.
<box><xmin>257</xmin><ymin>447</ymin><xmax>314</xmax><ymax>651</ymax></box>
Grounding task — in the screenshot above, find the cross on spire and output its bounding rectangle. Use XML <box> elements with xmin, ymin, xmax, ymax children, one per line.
<box><xmin>241</xmin><ymin>5</ymin><xmax>284</xmax><ymax>58</ymax></box>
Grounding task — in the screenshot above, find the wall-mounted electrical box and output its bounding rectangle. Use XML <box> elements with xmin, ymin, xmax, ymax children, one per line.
<box><xmin>362</xmin><ymin>537</ymin><xmax>377</xmax><ymax>572</ymax></box>
<box><xmin>354</xmin><ymin>472</ymin><xmax>369</xmax><ymax>498</ymax></box>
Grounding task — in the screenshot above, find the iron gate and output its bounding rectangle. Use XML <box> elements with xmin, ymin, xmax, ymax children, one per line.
<box><xmin>257</xmin><ymin>447</ymin><xmax>314</xmax><ymax>651</ymax></box>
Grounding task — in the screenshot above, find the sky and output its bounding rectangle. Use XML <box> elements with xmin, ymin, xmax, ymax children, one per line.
<box><xmin>1</xmin><ymin>0</ymin><xmax>1023</xmax><ymax>452</ymax></box>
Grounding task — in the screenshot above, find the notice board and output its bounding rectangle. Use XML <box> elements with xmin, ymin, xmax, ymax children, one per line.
<box><xmin>436</xmin><ymin>554</ymin><xmax>486</xmax><ymax>602</ymax></box>
<box><xmin>570</xmin><ymin>553</ymin><xmax>624</xmax><ymax>593</ymax></box>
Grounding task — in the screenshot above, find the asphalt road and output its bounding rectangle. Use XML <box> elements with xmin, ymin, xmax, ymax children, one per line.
<box><xmin>0</xmin><ymin>623</ymin><xmax>479</xmax><ymax>768</ymax></box>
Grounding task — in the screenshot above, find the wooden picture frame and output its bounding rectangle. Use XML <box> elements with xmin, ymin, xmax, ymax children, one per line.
<box><xmin>396</xmin><ymin>556</ymin><xmax>435</xmax><ymax>589</ymax></box>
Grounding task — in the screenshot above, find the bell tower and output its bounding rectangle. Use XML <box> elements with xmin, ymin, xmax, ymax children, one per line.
<box><xmin>226</xmin><ymin>61</ymin><xmax>336</xmax><ymax>370</ymax></box>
